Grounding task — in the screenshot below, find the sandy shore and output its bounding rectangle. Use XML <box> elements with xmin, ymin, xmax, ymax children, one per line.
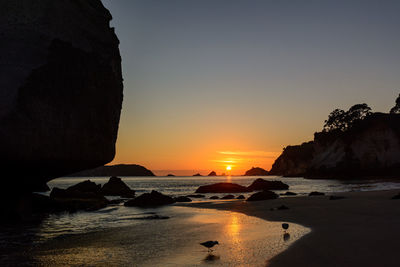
<box><xmin>184</xmin><ymin>189</ymin><xmax>400</xmax><ymax>267</ymax></box>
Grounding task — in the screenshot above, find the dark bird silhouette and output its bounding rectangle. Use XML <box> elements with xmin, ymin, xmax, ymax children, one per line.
<box><xmin>200</xmin><ymin>241</ymin><xmax>219</xmax><ymax>252</ymax></box>
<box><xmin>282</xmin><ymin>223</ymin><xmax>289</xmax><ymax>232</ymax></box>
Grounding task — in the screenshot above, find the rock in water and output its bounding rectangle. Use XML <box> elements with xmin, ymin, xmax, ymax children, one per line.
<box><xmin>247</xmin><ymin>191</ymin><xmax>279</xmax><ymax>201</ymax></box>
<box><xmin>247</xmin><ymin>178</ymin><xmax>289</xmax><ymax>191</ymax></box>
<box><xmin>100</xmin><ymin>176</ymin><xmax>135</xmax><ymax>198</ymax></box>
<box><xmin>0</xmin><ymin>0</ymin><xmax>123</xmax><ymax>193</ymax></box>
<box><xmin>124</xmin><ymin>191</ymin><xmax>176</xmax><ymax>207</ymax></box>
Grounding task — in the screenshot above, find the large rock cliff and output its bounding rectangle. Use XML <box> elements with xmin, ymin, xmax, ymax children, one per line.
<box><xmin>269</xmin><ymin>141</ymin><xmax>314</xmax><ymax>177</ymax></box>
<box><xmin>0</xmin><ymin>0</ymin><xmax>123</xmax><ymax>192</ymax></box>
<box><xmin>270</xmin><ymin>113</ymin><xmax>400</xmax><ymax>179</ymax></box>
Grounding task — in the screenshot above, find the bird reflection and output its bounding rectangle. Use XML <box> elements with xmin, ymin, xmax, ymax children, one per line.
<box><xmin>283</xmin><ymin>232</ymin><xmax>290</xmax><ymax>242</ymax></box>
<box><xmin>203</xmin><ymin>254</ymin><xmax>221</xmax><ymax>262</ymax></box>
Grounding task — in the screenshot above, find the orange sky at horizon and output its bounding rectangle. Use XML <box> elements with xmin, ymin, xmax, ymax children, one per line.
<box><xmin>103</xmin><ymin>0</ymin><xmax>400</xmax><ymax>176</ymax></box>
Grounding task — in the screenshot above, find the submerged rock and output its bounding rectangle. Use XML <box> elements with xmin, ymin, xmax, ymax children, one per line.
<box><xmin>247</xmin><ymin>178</ymin><xmax>289</xmax><ymax>191</ymax></box>
<box><xmin>210</xmin><ymin>196</ymin><xmax>220</xmax><ymax>199</ymax></box>
<box><xmin>193</xmin><ymin>173</ymin><xmax>202</xmax><ymax>176</ymax></box>
<box><xmin>244</xmin><ymin>167</ymin><xmax>269</xmax><ymax>176</ymax></box>
<box><xmin>124</xmin><ymin>191</ymin><xmax>175</xmax><ymax>207</ymax></box>
<box><xmin>195</xmin><ymin>183</ymin><xmax>252</xmax><ymax>193</ymax></box>
<box><xmin>247</xmin><ymin>191</ymin><xmax>279</xmax><ymax>201</ymax></box>
<box><xmin>237</xmin><ymin>195</ymin><xmax>245</xmax><ymax>199</ymax></box>
<box><xmin>100</xmin><ymin>176</ymin><xmax>135</xmax><ymax>198</ymax></box>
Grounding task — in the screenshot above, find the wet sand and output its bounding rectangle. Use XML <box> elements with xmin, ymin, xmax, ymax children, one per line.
<box><xmin>184</xmin><ymin>189</ymin><xmax>400</xmax><ymax>267</ymax></box>
<box><xmin>5</xmin><ymin>206</ymin><xmax>309</xmax><ymax>266</ymax></box>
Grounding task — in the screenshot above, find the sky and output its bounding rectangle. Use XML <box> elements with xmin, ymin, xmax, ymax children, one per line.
<box><xmin>102</xmin><ymin>0</ymin><xmax>400</xmax><ymax>176</ymax></box>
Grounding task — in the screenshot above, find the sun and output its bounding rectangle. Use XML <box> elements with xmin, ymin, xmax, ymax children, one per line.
<box><xmin>226</xmin><ymin>165</ymin><xmax>232</xmax><ymax>171</ymax></box>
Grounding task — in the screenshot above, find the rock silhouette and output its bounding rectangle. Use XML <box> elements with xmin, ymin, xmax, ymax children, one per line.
<box><xmin>124</xmin><ymin>191</ymin><xmax>175</xmax><ymax>207</ymax></box>
<box><xmin>247</xmin><ymin>191</ymin><xmax>279</xmax><ymax>201</ymax></box>
<box><xmin>247</xmin><ymin>178</ymin><xmax>289</xmax><ymax>191</ymax></box>
<box><xmin>244</xmin><ymin>167</ymin><xmax>269</xmax><ymax>176</ymax></box>
<box><xmin>1</xmin><ymin>0</ymin><xmax>123</xmax><ymax>193</ymax></box>
<box><xmin>100</xmin><ymin>176</ymin><xmax>135</xmax><ymax>198</ymax></box>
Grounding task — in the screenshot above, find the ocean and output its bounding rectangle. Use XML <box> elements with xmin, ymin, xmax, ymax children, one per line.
<box><xmin>1</xmin><ymin>176</ymin><xmax>399</xmax><ymax>266</ymax></box>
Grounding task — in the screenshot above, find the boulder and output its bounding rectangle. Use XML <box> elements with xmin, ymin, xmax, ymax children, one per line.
<box><xmin>309</xmin><ymin>191</ymin><xmax>325</xmax><ymax>196</ymax></box>
<box><xmin>221</xmin><ymin>195</ymin><xmax>235</xmax><ymax>199</ymax></box>
<box><xmin>208</xmin><ymin>171</ymin><xmax>217</xmax><ymax>176</ymax></box>
<box><xmin>49</xmin><ymin>180</ymin><xmax>108</xmax><ymax>211</ymax></box>
<box><xmin>247</xmin><ymin>178</ymin><xmax>289</xmax><ymax>191</ymax></box>
<box><xmin>66</xmin><ymin>180</ymin><xmax>101</xmax><ymax>194</ymax></box>
<box><xmin>0</xmin><ymin>0</ymin><xmax>123</xmax><ymax>193</ymax></box>
<box><xmin>174</xmin><ymin>196</ymin><xmax>192</xmax><ymax>202</ymax></box>
<box><xmin>244</xmin><ymin>167</ymin><xmax>269</xmax><ymax>176</ymax></box>
<box><xmin>247</xmin><ymin>191</ymin><xmax>279</xmax><ymax>201</ymax></box>
<box><xmin>100</xmin><ymin>176</ymin><xmax>135</xmax><ymax>198</ymax></box>
<box><xmin>195</xmin><ymin>183</ymin><xmax>252</xmax><ymax>193</ymax></box>
<box><xmin>236</xmin><ymin>195</ymin><xmax>245</xmax><ymax>199</ymax></box>
<box><xmin>124</xmin><ymin>191</ymin><xmax>175</xmax><ymax>207</ymax></box>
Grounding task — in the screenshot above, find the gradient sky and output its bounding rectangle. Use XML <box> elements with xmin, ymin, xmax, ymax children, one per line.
<box><xmin>102</xmin><ymin>0</ymin><xmax>400</xmax><ymax>175</ymax></box>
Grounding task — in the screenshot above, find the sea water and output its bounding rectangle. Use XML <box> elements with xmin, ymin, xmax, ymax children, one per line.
<box><xmin>1</xmin><ymin>176</ymin><xmax>399</xmax><ymax>266</ymax></box>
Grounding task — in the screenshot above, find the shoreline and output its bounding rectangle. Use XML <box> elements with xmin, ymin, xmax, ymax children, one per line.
<box><xmin>182</xmin><ymin>189</ymin><xmax>400</xmax><ymax>267</ymax></box>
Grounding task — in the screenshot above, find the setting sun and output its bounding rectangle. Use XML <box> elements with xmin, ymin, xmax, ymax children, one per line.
<box><xmin>226</xmin><ymin>165</ymin><xmax>232</xmax><ymax>171</ymax></box>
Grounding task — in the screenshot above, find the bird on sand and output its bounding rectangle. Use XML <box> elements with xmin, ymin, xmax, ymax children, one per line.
<box><xmin>282</xmin><ymin>223</ymin><xmax>289</xmax><ymax>232</ymax></box>
<box><xmin>200</xmin><ymin>241</ymin><xmax>219</xmax><ymax>252</ymax></box>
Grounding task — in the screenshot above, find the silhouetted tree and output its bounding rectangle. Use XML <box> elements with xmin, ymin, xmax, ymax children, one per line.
<box><xmin>346</xmin><ymin>103</ymin><xmax>372</xmax><ymax>125</ymax></box>
<box><xmin>323</xmin><ymin>103</ymin><xmax>372</xmax><ymax>132</ymax></box>
<box><xmin>323</xmin><ymin>109</ymin><xmax>347</xmax><ymax>132</ymax></box>
<box><xmin>390</xmin><ymin>94</ymin><xmax>400</xmax><ymax>114</ymax></box>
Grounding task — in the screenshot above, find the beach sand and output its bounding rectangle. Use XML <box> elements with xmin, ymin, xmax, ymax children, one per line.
<box><xmin>184</xmin><ymin>189</ymin><xmax>400</xmax><ymax>267</ymax></box>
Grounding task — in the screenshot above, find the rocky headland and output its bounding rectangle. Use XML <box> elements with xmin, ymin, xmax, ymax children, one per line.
<box><xmin>72</xmin><ymin>164</ymin><xmax>155</xmax><ymax>177</ymax></box>
<box><xmin>270</xmin><ymin>111</ymin><xmax>400</xmax><ymax>179</ymax></box>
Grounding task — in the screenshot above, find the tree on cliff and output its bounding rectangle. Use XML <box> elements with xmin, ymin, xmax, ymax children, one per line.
<box><xmin>390</xmin><ymin>94</ymin><xmax>400</xmax><ymax>114</ymax></box>
<box><xmin>323</xmin><ymin>103</ymin><xmax>372</xmax><ymax>132</ymax></box>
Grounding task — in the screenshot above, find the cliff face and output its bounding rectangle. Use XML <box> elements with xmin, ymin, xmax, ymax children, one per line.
<box><xmin>270</xmin><ymin>113</ymin><xmax>400</xmax><ymax>179</ymax></box>
<box><xmin>0</xmin><ymin>0</ymin><xmax>123</xmax><ymax>192</ymax></box>
<box><xmin>269</xmin><ymin>142</ymin><xmax>314</xmax><ymax>177</ymax></box>
<box><xmin>308</xmin><ymin>113</ymin><xmax>400</xmax><ymax>178</ymax></box>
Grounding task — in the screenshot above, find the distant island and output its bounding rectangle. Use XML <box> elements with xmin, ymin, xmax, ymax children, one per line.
<box><xmin>71</xmin><ymin>164</ymin><xmax>155</xmax><ymax>177</ymax></box>
<box><xmin>269</xmin><ymin>95</ymin><xmax>400</xmax><ymax>179</ymax></box>
<box><xmin>244</xmin><ymin>167</ymin><xmax>269</xmax><ymax>176</ymax></box>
